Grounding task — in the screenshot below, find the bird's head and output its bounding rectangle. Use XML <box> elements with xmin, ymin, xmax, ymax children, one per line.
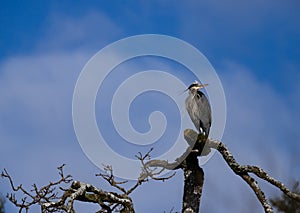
<box><xmin>186</xmin><ymin>81</ymin><xmax>208</xmax><ymax>94</ymax></box>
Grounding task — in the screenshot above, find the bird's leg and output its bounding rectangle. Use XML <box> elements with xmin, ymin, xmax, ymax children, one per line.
<box><xmin>184</xmin><ymin>129</ymin><xmax>211</xmax><ymax>157</ymax></box>
<box><xmin>194</xmin><ymin>133</ymin><xmax>210</xmax><ymax>156</ymax></box>
<box><xmin>199</xmin><ymin>127</ymin><xmax>205</xmax><ymax>135</ymax></box>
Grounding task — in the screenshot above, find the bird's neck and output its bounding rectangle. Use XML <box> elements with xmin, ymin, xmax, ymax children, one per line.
<box><xmin>189</xmin><ymin>90</ymin><xmax>198</xmax><ymax>96</ymax></box>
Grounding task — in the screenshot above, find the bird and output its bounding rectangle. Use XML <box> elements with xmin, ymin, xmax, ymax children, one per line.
<box><xmin>185</xmin><ymin>81</ymin><xmax>212</xmax><ymax>136</ymax></box>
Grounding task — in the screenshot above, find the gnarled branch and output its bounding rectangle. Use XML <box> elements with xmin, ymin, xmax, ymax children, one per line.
<box><xmin>2</xmin><ymin>129</ymin><xmax>300</xmax><ymax>213</ymax></box>
<box><xmin>1</xmin><ymin>164</ymin><xmax>72</xmax><ymax>213</ymax></box>
<box><xmin>144</xmin><ymin>129</ymin><xmax>300</xmax><ymax>213</ymax></box>
<box><xmin>1</xmin><ymin>165</ymin><xmax>135</xmax><ymax>213</ymax></box>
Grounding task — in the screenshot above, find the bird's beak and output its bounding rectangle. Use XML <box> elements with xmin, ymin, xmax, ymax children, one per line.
<box><xmin>197</xmin><ymin>83</ymin><xmax>209</xmax><ymax>89</ymax></box>
<box><xmin>183</xmin><ymin>83</ymin><xmax>209</xmax><ymax>94</ymax></box>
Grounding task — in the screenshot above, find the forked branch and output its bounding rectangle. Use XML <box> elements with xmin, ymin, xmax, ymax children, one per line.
<box><xmin>1</xmin><ymin>165</ymin><xmax>135</xmax><ymax>213</ymax></box>
<box><xmin>2</xmin><ymin>129</ymin><xmax>300</xmax><ymax>213</ymax></box>
<box><xmin>144</xmin><ymin>129</ymin><xmax>300</xmax><ymax>213</ymax></box>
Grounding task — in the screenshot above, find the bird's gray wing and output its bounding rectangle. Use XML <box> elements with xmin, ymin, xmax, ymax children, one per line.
<box><xmin>194</xmin><ymin>91</ymin><xmax>212</xmax><ymax>135</ymax></box>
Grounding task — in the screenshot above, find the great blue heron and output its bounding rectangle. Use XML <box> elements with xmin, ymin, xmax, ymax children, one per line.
<box><xmin>185</xmin><ymin>81</ymin><xmax>212</xmax><ymax>136</ymax></box>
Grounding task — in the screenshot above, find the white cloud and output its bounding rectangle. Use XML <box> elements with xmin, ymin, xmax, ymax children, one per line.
<box><xmin>200</xmin><ymin>61</ymin><xmax>300</xmax><ymax>212</ymax></box>
<box><xmin>1</xmin><ymin>7</ymin><xmax>299</xmax><ymax>213</ymax></box>
<box><xmin>34</xmin><ymin>10</ymin><xmax>123</xmax><ymax>53</ymax></box>
<box><xmin>0</xmin><ymin>10</ymin><xmax>124</xmax><ymax>212</ymax></box>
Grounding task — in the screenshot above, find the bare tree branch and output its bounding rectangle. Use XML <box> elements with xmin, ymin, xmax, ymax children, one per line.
<box><xmin>181</xmin><ymin>152</ymin><xmax>204</xmax><ymax>213</ymax></box>
<box><xmin>137</xmin><ymin>149</ymin><xmax>176</xmax><ymax>182</ymax></box>
<box><xmin>205</xmin><ymin>138</ymin><xmax>273</xmax><ymax>212</ymax></box>
<box><xmin>96</xmin><ymin>165</ymin><xmax>128</xmax><ymax>194</ymax></box>
<box><xmin>1</xmin><ymin>165</ymin><xmax>72</xmax><ymax>213</ymax></box>
<box><xmin>205</xmin><ymin>137</ymin><xmax>300</xmax><ymax>211</ymax></box>
<box><xmin>240</xmin><ymin>165</ymin><xmax>300</xmax><ymax>202</ymax></box>
<box><xmin>2</xmin><ymin>150</ymin><xmax>177</xmax><ymax>213</ymax></box>
<box><xmin>143</xmin><ymin>130</ymin><xmax>210</xmax><ymax>213</ymax></box>
<box><xmin>207</xmin><ymin>136</ymin><xmax>300</xmax><ymax>212</ymax></box>
<box><xmin>2</xmin><ymin>129</ymin><xmax>300</xmax><ymax>213</ymax></box>
<box><xmin>144</xmin><ymin>129</ymin><xmax>300</xmax><ymax>213</ymax></box>
<box><xmin>1</xmin><ymin>165</ymin><xmax>135</xmax><ymax>213</ymax></box>
<box><xmin>270</xmin><ymin>181</ymin><xmax>300</xmax><ymax>212</ymax></box>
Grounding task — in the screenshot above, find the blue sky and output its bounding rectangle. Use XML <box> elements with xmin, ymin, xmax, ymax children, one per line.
<box><xmin>1</xmin><ymin>1</ymin><xmax>300</xmax><ymax>212</ymax></box>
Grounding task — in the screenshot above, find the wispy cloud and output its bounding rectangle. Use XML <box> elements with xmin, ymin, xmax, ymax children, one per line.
<box><xmin>0</xmin><ymin>10</ymin><xmax>124</xmax><ymax>212</ymax></box>
<box><xmin>33</xmin><ymin>10</ymin><xmax>123</xmax><ymax>53</ymax></box>
<box><xmin>1</xmin><ymin>4</ymin><xmax>299</xmax><ymax>212</ymax></box>
<box><xmin>201</xmin><ymin>61</ymin><xmax>300</xmax><ymax>212</ymax></box>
